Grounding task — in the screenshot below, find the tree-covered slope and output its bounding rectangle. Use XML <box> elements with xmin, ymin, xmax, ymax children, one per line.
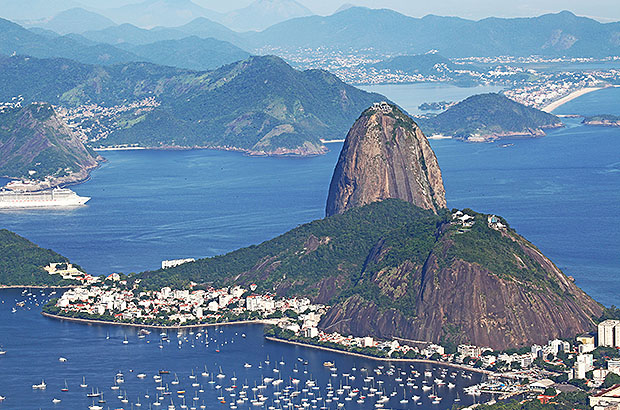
<box><xmin>0</xmin><ymin>55</ymin><xmax>385</xmax><ymax>155</ymax></box>
<box><xmin>0</xmin><ymin>229</ymin><xmax>79</xmax><ymax>286</ymax></box>
<box><xmin>418</xmin><ymin>93</ymin><xmax>563</xmax><ymax>141</ymax></box>
<box><xmin>0</xmin><ymin>103</ymin><xmax>101</xmax><ymax>182</ymax></box>
<box><xmin>138</xmin><ymin>199</ymin><xmax>602</xmax><ymax>349</ymax></box>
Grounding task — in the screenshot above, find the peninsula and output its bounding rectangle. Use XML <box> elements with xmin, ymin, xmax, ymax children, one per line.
<box><xmin>0</xmin><ymin>102</ymin><xmax>103</xmax><ymax>190</ymax></box>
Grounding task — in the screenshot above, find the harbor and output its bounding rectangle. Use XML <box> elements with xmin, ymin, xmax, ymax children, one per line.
<box><xmin>0</xmin><ymin>288</ymin><xmax>492</xmax><ymax>410</ymax></box>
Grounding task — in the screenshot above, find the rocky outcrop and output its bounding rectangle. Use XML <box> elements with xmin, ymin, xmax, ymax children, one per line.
<box><xmin>0</xmin><ymin>103</ymin><xmax>102</xmax><ymax>188</ymax></box>
<box><xmin>326</xmin><ymin>103</ymin><xmax>446</xmax><ymax>217</ymax></box>
<box><xmin>318</xmin><ymin>216</ymin><xmax>603</xmax><ymax>350</ymax></box>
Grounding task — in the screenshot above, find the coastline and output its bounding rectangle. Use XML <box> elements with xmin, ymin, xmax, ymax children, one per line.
<box><xmin>265</xmin><ymin>336</ymin><xmax>497</xmax><ymax>376</ymax></box>
<box><xmin>41</xmin><ymin>311</ymin><xmax>271</xmax><ymax>330</ymax></box>
<box><xmin>0</xmin><ymin>285</ymin><xmax>74</xmax><ymax>289</ymax></box>
<box><xmin>91</xmin><ymin>144</ymin><xmax>327</xmax><ymax>158</ymax></box>
<box><xmin>542</xmin><ymin>86</ymin><xmax>607</xmax><ymax>113</ymax></box>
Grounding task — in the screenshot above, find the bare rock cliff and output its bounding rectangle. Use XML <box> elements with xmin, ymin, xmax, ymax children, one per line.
<box><xmin>326</xmin><ymin>103</ymin><xmax>446</xmax><ymax>217</ymax></box>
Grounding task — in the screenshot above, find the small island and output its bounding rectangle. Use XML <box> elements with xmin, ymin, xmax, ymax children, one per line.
<box><xmin>418</xmin><ymin>101</ymin><xmax>456</xmax><ymax>111</ymax></box>
<box><xmin>418</xmin><ymin>93</ymin><xmax>564</xmax><ymax>142</ymax></box>
<box><xmin>582</xmin><ymin>114</ymin><xmax>620</xmax><ymax>127</ymax></box>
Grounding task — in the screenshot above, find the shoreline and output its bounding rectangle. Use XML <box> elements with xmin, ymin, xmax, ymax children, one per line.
<box><xmin>265</xmin><ymin>336</ymin><xmax>497</xmax><ymax>376</ymax></box>
<box><xmin>0</xmin><ymin>285</ymin><xmax>74</xmax><ymax>289</ymax></box>
<box><xmin>542</xmin><ymin>86</ymin><xmax>607</xmax><ymax>113</ymax></box>
<box><xmin>91</xmin><ymin>144</ymin><xmax>327</xmax><ymax>158</ymax></box>
<box><xmin>41</xmin><ymin>311</ymin><xmax>271</xmax><ymax>330</ymax></box>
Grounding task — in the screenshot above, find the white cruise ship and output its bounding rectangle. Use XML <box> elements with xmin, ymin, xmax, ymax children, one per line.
<box><xmin>0</xmin><ymin>188</ymin><xmax>90</xmax><ymax>209</ymax></box>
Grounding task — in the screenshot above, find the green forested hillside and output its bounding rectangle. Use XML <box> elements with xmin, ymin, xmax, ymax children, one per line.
<box><xmin>0</xmin><ymin>55</ymin><xmax>385</xmax><ymax>155</ymax></box>
<box><xmin>0</xmin><ymin>229</ymin><xmax>78</xmax><ymax>286</ymax></box>
<box><xmin>0</xmin><ymin>103</ymin><xmax>100</xmax><ymax>180</ymax></box>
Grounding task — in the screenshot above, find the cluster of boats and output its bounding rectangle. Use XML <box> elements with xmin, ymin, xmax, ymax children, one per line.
<box><xmin>33</xmin><ymin>352</ymin><xmax>479</xmax><ymax>410</ymax></box>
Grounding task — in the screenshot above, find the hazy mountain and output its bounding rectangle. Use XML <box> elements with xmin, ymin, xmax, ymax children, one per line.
<box><xmin>32</xmin><ymin>8</ymin><xmax>116</xmax><ymax>35</ymax></box>
<box><xmin>172</xmin><ymin>17</ymin><xmax>247</xmax><ymax>47</ymax></box>
<box><xmin>253</xmin><ymin>7</ymin><xmax>620</xmax><ymax>57</ymax></box>
<box><xmin>82</xmin><ymin>23</ymin><xmax>187</xmax><ymax>45</ymax></box>
<box><xmin>126</xmin><ymin>36</ymin><xmax>250</xmax><ymax>70</ymax></box>
<box><xmin>82</xmin><ymin>18</ymin><xmax>245</xmax><ymax>48</ymax></box>
<box><xmin>220</xmin><ymin>0</ymin><xmax>314</xmax><ymax>32</ymax></box>
<box><xmin>0</xmin><ymin>17</ymin><xmax>140</xmax><ymax>65</ymax></box>
<box><xmin>102</xmin><ymin>0</ymin><xmax>221</xmax><ymax>28</ymax></box>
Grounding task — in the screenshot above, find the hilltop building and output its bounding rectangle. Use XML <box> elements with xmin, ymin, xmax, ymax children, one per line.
<box><xmin>161</xmin><ymin>258</ymin><xmax>195</xmax><ymax>269</ymax></box>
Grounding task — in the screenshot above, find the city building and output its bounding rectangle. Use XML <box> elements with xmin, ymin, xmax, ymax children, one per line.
<box><xmin>590</xmin><ymin>385</ymin><xmax>620</xmax><ymax>410</ymax></box>
<box><xmin>599</xmin><ymin>320</ymin><xmax>620</xmax><ymax>347</ymax></box>
<box><xmin>161</xmin><ymin>258</ymin><xmax>195</xmax><ymax>269</ymax></box>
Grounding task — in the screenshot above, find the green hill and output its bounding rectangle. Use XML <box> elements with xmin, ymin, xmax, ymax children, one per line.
<box><xmin>138</xmin><ymin>199</ymin><xmax>601</xmax><ymax>349</ymax></box>
<box><xmin>418</xmin><ymin>93</ymin><xmax>563</xmax><ymax>141</ymax></box>
<box><xmin>0</xmin><ymin>229</ymin><xmax>81</xmax><ymax>286</ymax></box>
<box><xmin>0</xmin><ymin>103</ymin><xmax>101</xmax><ymax>184</ymax></box>
<box><xmin>0</xmin><ymin>55</ymin><xmax>385</xmax><ymax>155</ymax></box>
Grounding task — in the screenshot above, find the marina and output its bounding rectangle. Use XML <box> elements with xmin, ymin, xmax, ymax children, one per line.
<box><xmin>0</xmin><ymin>288</ymin><xmax>491</xmax><ymax>410</ymax></box>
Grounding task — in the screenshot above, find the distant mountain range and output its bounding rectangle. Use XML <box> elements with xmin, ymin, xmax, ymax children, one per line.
<box><xmin>101</xmin><ymin>0</ymin><xmax>222</xmax><ymax>29</ymax></box>
<box><xmin>219</xmin><ymin>0</ymin><xmax>313</xmax><ymax>32</ymax></box>
<box><xmin>121</xmin><ymin>36</ymin><xmax>250</xmax><ymax>71</ymax></box>
<box><xmin>26</xmin><ymin>8</ymin><xmax>117</xmax><ymax>35</ymax></box>
<box><xmin>418</xmin><ymin>93</ymin><xmax>563</xmax><ymax>141</ymax></box>
<box><xmin>9</xmin><ymin>0</ymin><xmax>315</xmax><ymax>33</ymax></box>
<box><xmin>252</xmin><ymin>8</ymin><xmax>620</xmax><ymax>57</ymax></box>
<box><xmin>0</xmin><ymin>17</ymin><xmax>250</xmax><ymax>70</ymax></box>
<box><xmin>0</xmin><ymin>55</ymin><xmax>385</xmax><ymax>156</ymax></box>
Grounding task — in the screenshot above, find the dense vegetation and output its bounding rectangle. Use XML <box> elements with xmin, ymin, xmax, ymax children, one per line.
<box><xmin>138</xmin><ymin>199</ymin><xmax>442</xmax><ymax>295</ymax></box>
<box><xmin>474</xmin><ymin>391</ymin><xmax>591</xmax><ymax>410</ymax></box>
<box><xmin>418</xmin><ymin>93</ymin><xmax>562</xmax><ymax>139</ymax></box>
<box><xmin>0</xmin><ymin>55</ymin><xmax>385</xmax><ymax>154</ymax></box>
<box><xmin>0</xmin><ymin>103</ymin><xmax>100</xmax><ymax>179</ymax></box>
<box><xmin>0</xmin><ymin>229</ymin><xmax>78</xmax><ymax>286</ymax></box>
<box><xmin>138</xmin><ymin>199</ymin><xmax>580</xmax><ymax>317</ymax></box>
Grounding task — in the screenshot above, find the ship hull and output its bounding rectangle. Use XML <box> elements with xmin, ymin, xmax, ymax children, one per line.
<box><xmin>0</xmin><ymin>189</ymin><xmax>90</xmax><ymax>209</ymax></box>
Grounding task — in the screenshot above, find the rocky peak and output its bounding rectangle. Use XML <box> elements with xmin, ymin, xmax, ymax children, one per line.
<box><xmin>325</xmin><ymin>102</ymin><xmax>446</xmax><ymax>217</ymax></box>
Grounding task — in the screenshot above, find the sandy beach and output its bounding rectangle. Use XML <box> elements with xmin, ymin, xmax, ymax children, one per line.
<box><xmin>542</xmin><ymin>87</ymin><xmax>606</xmax><ymax>113</ymax></box>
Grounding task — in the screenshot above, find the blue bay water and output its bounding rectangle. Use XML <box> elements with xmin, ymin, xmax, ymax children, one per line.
<box><xmin>0</xmin><ymin>84</ymin><xmax>619</xmax><ymax>409</ymax></box>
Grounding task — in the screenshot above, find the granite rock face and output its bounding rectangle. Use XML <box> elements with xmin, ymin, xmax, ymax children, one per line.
<box><xmin>326</xmin><ymin>103</ymin><xmax>446</xmax><ymax>217</ymax></box>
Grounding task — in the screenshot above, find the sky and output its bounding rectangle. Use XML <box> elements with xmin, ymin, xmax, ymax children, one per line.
<box><xmin>188</xmin><ymin>0</ymin><xmax>620</xmax><ymax>22</ymax></box>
